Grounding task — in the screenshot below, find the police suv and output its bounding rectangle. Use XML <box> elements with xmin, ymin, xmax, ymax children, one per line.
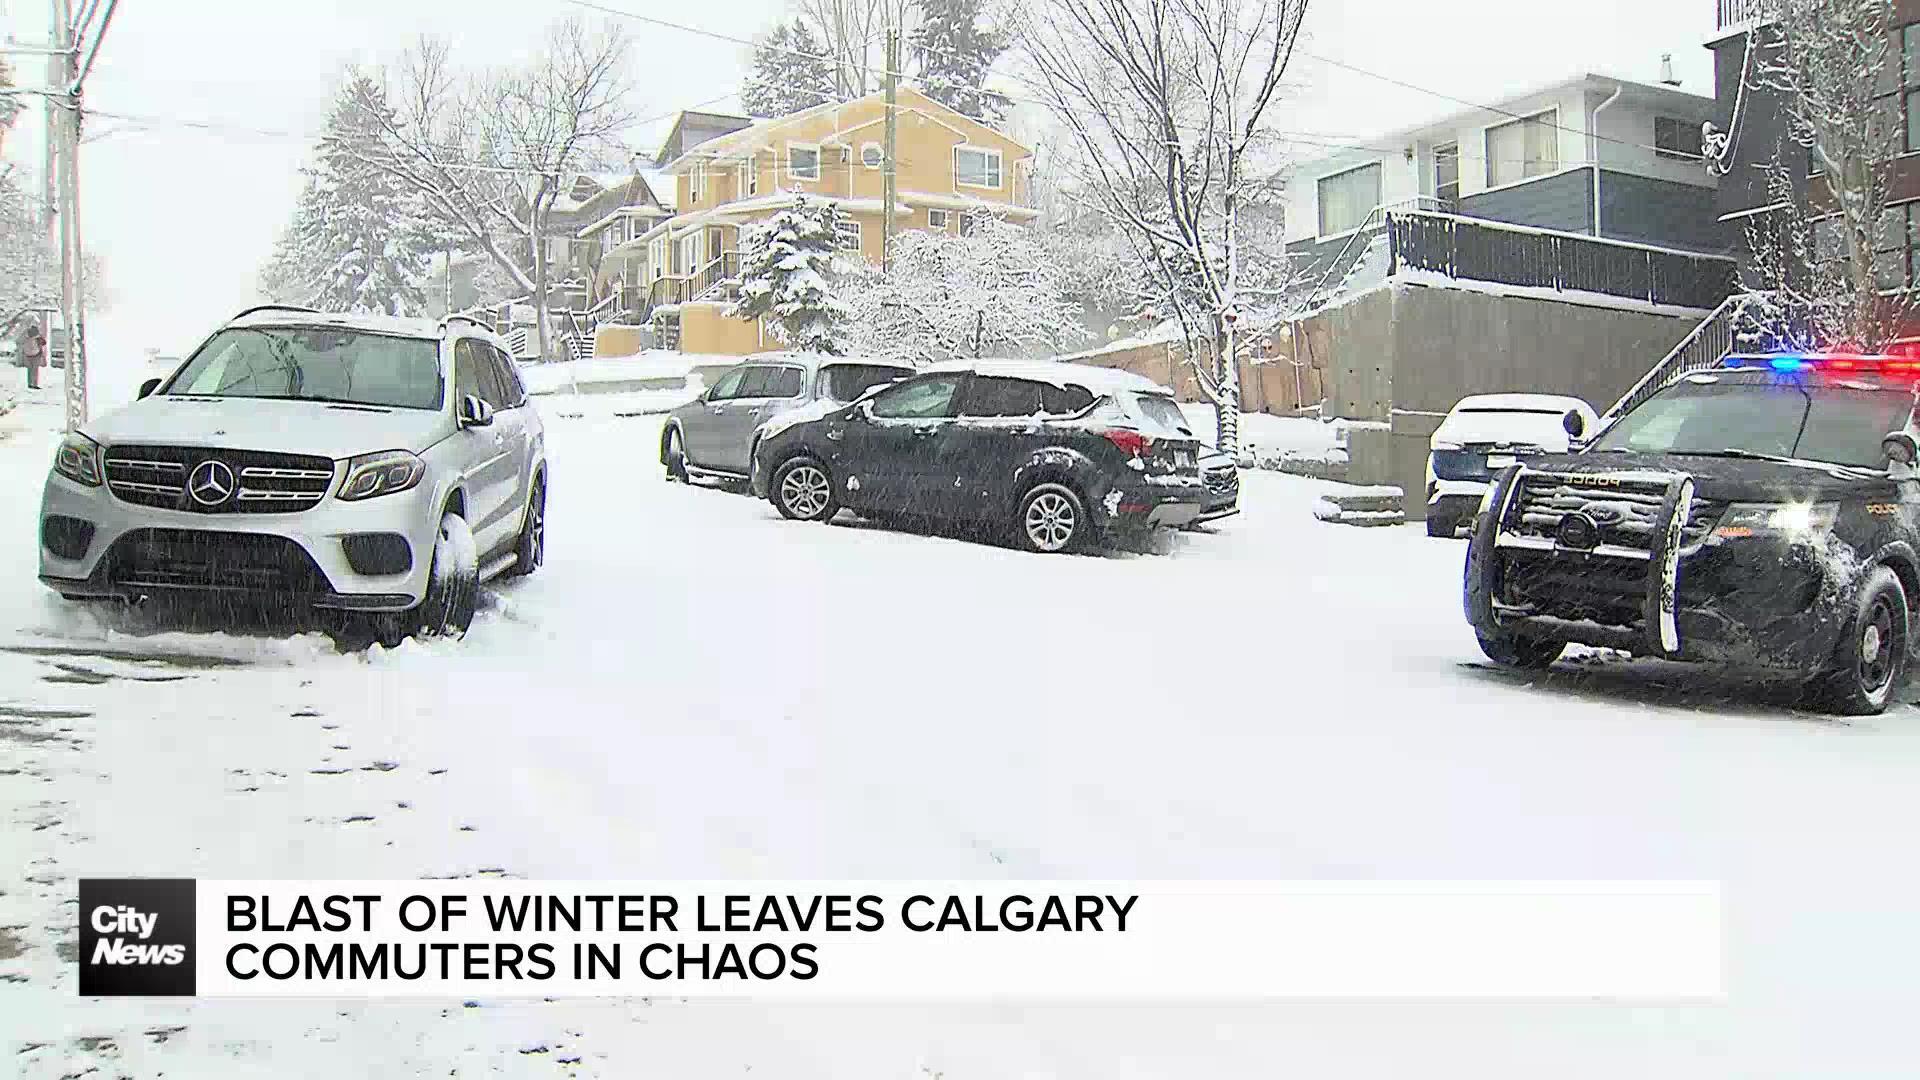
<box><xmin>1464</xmin><ymin>352</ymin><xmax>1920</xmax><ymax>714</ymax></box>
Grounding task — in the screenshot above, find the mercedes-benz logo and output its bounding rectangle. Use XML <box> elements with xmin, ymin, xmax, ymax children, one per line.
<box><xmin>1556</xmin><ymin>511</ymin><xmax>1600</xmax><ymax>550</ymax></box>
<box><xmin>187</xmin><ymin>459</ymin><xmax>236</xmax><ymax>506</ymax></box>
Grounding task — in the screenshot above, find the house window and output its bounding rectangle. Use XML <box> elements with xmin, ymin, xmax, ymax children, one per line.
<box><xmin>927</xmin><ymin>208</ymin><xmax>949</xmax><ymax>230</ymax></box>
<box><xmin>689</xmin><ymin>162</ymin><xmax>706</xmax><ymax>203</ymax></box>
<box><xmin>1316</xmin><ymin>163</ymin><xmax>1381</xmax><ymax>236</ymax></box>
<box><xmin>746</xmin><ymin>154</ymin><xmax>759</xmax><ymax>196</ymax></box>
<box><xmin>1874</xmin><ymin>202</ymin><xmax>1920</xmax><ymax>289</ymax></box>
<box><xmin>649</xmin><ymin>236</ymin><xmax>667</xmax><ymax>281</ymax></box>
<box><xmin>678</xmin><ymin>231</ymin><xmax>703</xmax><ymax>274</ymax></box>
<box><xmin>955</xmin><ymin>146</ymin><xmax>1003</xmax><ymax>188</ymax></box>
<box><xmin>788</xmin><ymin>143</ymin><xmax>821</xmax><ymax>182</ymax></box>
<box><xmin>958</xmin><ymin>212</ymin><xmax>983</xmax><ymax>237</ymax></box>
<box><xmin>1903</xmin><ymin>24</ymin><xmax>1920</xmax><ymax>153</ymax></box>
<box><xmin>1654</xmin><ymin>116</ymin><xmax>1704</xmax><ymax>160</ymax></box>
<box><xmin>835</xmin><ymin>217</ymin><xmax>862</xmax><ymax>253</ymax></box>
<box><xmin>1486</xmin><ymin>109</ymin><xmax>1559</xmax><ymax>186</ymax></box>
<box><xmin>861</xmin><ymin>143</ymin><xmax>883</xmax><ymax>169</ymax></box>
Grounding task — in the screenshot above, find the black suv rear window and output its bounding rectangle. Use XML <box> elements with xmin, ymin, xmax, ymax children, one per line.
<box><xmin>1132</xmin><ymin>393</ymin><xmax>1194</xmax><ymax>435</ymax></box>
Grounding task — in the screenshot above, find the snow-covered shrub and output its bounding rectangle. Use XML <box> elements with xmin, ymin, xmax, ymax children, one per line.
<box><xmin>844</xmin><ymin>214</ymin><xmax>1090</xmax><ymax>362</ymax></box>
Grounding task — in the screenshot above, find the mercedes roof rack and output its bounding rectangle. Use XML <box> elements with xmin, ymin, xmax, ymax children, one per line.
<box><xmin>229</xmin><ymin>303</ymin><xmax>322</xmax><ymax>321</ymax></box>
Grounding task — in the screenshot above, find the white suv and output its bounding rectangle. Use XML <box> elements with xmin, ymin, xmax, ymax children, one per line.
<box><xmin>37</xmin><ymin>305</ymin><xmax>548</xmax><ymax>639</ymax></box>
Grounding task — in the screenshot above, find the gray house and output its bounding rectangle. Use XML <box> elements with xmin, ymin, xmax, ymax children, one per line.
<box><xmin>1275</xmin><ymin>70</ymin><xmax>1741</xmax><ymax>519</ymax></box>
<box><xmin>1285</xmin><ymin>71</ymin><xmax>1731</xmax><ymax>281</ymax></box>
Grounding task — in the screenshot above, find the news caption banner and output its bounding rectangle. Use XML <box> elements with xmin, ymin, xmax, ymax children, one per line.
<box><xmin>79</xmin><ymin>879</ymin><xmax>1723</xmax><ymax>999</ymax></box>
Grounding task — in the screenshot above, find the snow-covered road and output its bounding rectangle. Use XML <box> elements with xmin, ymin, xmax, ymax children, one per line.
<box><xmin>4</xmin><ymin>382</ymin><xmax>1920</xmax><ymax>1077</ymax></box>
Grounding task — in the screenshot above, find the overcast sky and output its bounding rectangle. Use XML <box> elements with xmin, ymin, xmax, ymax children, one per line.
<box><xmin>1</xmin><ymin>0</ymin><xmax>1717</xmax><ymax>365</ymax></box>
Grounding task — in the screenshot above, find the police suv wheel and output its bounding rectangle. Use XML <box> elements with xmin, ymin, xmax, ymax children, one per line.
<box><xmin>771</xmin><ymin>458</ymin><xmax>838</xmax><ymax>522</ymax></box>
<box><xmin>1820</xmin><ymin>567</ymin><xmax>1909</xmax><ymax>716</ymax></box>
<box><xmin>1476</xmin><ymin>631</ymin><xmax>1565</xmax><ymax>670</ymax></box>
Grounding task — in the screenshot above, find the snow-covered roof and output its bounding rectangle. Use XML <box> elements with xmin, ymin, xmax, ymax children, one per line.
<box><xmin>659</xmin><ymin>87</ymin><xmax>1030</xmax><ymax>173</ymax></box>
<box><xmin>638</xmin><ymin>168</ymin><xmax>676</xmax><ymax>211</ymax></box>
<box><xmin>1289</xmin><ymin>72</ymin><xmax>1718</xmax><ymax>172</ymax></box>
<box><xmin>924</xmin><ymin>359</ymin><xmax>1174</xmax><ymax>397</ymax></box>
<box><xmin>742</xmin><ymin>349</ymin><xmax>916</xmax><ymax>373</ymax></box>
<box><xmin>1450</xmin><ymin>393</ymin><xmax>1594</xmax><ymax>414</ymax></box>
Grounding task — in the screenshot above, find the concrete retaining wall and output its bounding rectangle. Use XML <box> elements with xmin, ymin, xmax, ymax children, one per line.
<box><xmin>1306</xmin><ymin>283</ymin><xmax>1700</xmax><ymax>518</ymax></box>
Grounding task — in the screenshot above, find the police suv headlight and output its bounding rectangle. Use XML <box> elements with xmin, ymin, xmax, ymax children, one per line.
<box><xmin>1715</xmin><ymin>501</ymin><xmax>1839</xmax><ymax>539</ymax></box>
<box><xmin>52</xmin><ymin>432</ymin><xmax>103</xmax><ymax>487</ymax></box>
<box><xmin>338</xmin><ymin>450</ymin><xmax>425</xmax><ymax>502</ymax></box>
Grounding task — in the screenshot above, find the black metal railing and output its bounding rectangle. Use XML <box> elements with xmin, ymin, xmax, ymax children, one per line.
<box><xmin>1387</xmin><ymin>212</ymin><xmax>1739</xmax><ymax>312</ymax></box>
<box><xmin>1716</xmin><ymin>0</ymin><xmax>1768</xmax><ymax>31</ymax></box>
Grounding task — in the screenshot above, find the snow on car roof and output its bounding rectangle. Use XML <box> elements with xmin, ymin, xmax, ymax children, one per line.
<box><xmin>742</xmin><ymin>350</ymin><xmax>916</xmax><ymax>373</ymax></box>
<box><xmin>1451</xmin><ymin>392</ymin><xmax>1592</xmax><ymax>414</ymax></box>
<box><xmin>923</xmin><ymin>359</ymin><xmax>1174</xmax><ymax>396</ymax></box>
<box><xmin>225</xmin><ymin>308</ymin><xmax>444</xmax><ymax>339</ymax></box>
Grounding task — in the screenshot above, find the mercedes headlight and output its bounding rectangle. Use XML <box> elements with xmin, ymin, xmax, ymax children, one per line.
<box><xmin>52</xmin><ymin>432</ymin><xmax>103</xmax><ymax>487</ymax></box>
<box><xmin>1714</xmin><ymin>501</ymin><xmax>1838</xmax><ymax>539</ymax></box>
<box><xmin>338</xmin><ymin>450</ymin><xmax>425</xmax><ymax>501</ymax></box>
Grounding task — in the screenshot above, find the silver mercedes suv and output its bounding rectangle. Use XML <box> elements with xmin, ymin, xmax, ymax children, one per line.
<box><xmin>37</xmin><ymin>305</ymin><xmax>548</xmax><ymax>640</ymax></box>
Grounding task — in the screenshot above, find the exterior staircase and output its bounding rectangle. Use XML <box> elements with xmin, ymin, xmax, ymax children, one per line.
<box><xmin>1599</xmin><ymin>293</ymin><xmax>1742</xmax><ymax>422</ymax></box>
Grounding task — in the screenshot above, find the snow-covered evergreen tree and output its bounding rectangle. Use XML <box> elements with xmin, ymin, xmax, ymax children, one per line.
<box><xmin>256</xmin><ymin>75</ymin><xmax>446</xmax><ymax>315</ymax></box>
<box><xmin>741</xmin><ymin>20</ymin><xmax>840</xmax><ymax>118</ymax></box>
<box><xmin>307</xmin><ymin>75</ymin><xmax>436</xmax><ymax>314</ymax></box>
<box><xmin>911</xmin><ymin>0</ymin><xmax>1008</xmax><ymax>125</ymax></box>
<box><xmin>847</xmin><ymin>215</ymin><xmax>1089</xmax><ymax>361</ymax></box>
<box><xmin>729</xmin><ymin>195</ymin><xmax>852</xmax><ymax>353</ymax></box>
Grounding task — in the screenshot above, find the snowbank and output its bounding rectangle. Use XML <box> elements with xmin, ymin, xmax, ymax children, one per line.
<box><xmin>1179</xmin><ymin>402</ymin><xmax>1349</xmax><ymax>472</ymax></box>
<box><xmin>516</xmin><ymin>352</ymin><xmax>737</xmax><ymax>395</ymax></box>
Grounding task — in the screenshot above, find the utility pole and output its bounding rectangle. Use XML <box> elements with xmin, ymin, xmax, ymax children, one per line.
<box><xmin>882</xmin><ymin>27</ymin><xmax>898</xmax><ymax>273</ymax></box>
<box><xmin>52</xmin><ymin>0</ymin><xmax>85</xmax><ymax>432</ymax></box>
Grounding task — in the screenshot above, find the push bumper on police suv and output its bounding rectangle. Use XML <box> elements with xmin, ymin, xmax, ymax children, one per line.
<box><xmin>1462</xmin><ymin>463</ymin><xmax>1856</xmax><ymax>671</ymax></box>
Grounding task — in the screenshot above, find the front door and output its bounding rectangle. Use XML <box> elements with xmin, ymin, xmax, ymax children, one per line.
<box><xmin>839</xmin><ymin>373</ymin><xmax>965</xmax><ymax>512</ymax></box>
<box><xmin>685</xmin><ymin>365</ymin><xmax>749</xmax><ymax>468</ymax></box>
<box><xmin>452</xmin><ymin>339</ymin><xmax>518</xmax><ymax>554</ymax></box>
<box><xmin>717</xmin><ymin>363</ymin><xmax>805</xmax><ymax>473</ymax></box>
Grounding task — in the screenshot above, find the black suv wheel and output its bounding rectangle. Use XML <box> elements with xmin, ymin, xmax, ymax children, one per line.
<box><xmin>1016</xmin><ymin>483</ymin><xmax>1087</xmax><ymax>553</ymax></box>
<box><xmin>1819</xmin><ymin>566</ymin><xmax>1909</xmax><ymax>715</ymax></box>
<box><xmin>771</xmin><ymin>457</ymin><xmax>838</xmax><ymax>522</ymax></box>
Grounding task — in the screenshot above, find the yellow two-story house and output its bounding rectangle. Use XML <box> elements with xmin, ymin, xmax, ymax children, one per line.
<box><xmin>595</xmin><ymin>86</ymin><xmax>1037</xmax><ymax>357</ymax></box>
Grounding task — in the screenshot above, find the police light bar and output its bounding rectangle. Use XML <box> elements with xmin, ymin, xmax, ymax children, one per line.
<box><xmin>1721</xmin><ymin>353</ymin><xmax>1920</xmax><ymax>376</ymax></box>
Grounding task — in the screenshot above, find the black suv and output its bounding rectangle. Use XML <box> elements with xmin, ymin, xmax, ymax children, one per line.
<box><xmin>748</xmin><ymin>360</ymin><xmax>1206</xmax><ymax>552</ymax></box>
<box><xmin>1464</xmin><ymin>354</ymin><xmax>1920</xmax><ymax>714</ymax></box>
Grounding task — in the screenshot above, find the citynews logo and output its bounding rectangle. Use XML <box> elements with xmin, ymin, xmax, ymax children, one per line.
<box><xmin>78</xmin><ymin>879</ymin><xmax>196</xmax><ymax>996</ymax></box>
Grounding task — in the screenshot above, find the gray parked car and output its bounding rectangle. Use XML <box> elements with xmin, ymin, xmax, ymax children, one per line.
<box><xmin>661</xmin><ymin>352</ymin><xmax>914</xmax><ymax>482</ymax></box>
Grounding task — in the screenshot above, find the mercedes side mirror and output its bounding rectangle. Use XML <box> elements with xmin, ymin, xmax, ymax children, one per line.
<box><xmin>1884</xmin><ymin>431</ymin><xmax>1918</xmax><ymax>477</ymax></box>
<box><xmin>137</xmin><ymin>377</ymin><xmax>161</xmax><ymax>399</ymax></box>
<box><xmin>459</xmin><ymin>395</ymin><xmax>495</xmax><ymax>428</ymax></box>
<box><xmin>1562</xmin><ymin>409</ymin><xmax>1587</xmax><ymax>440</ymax></box>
